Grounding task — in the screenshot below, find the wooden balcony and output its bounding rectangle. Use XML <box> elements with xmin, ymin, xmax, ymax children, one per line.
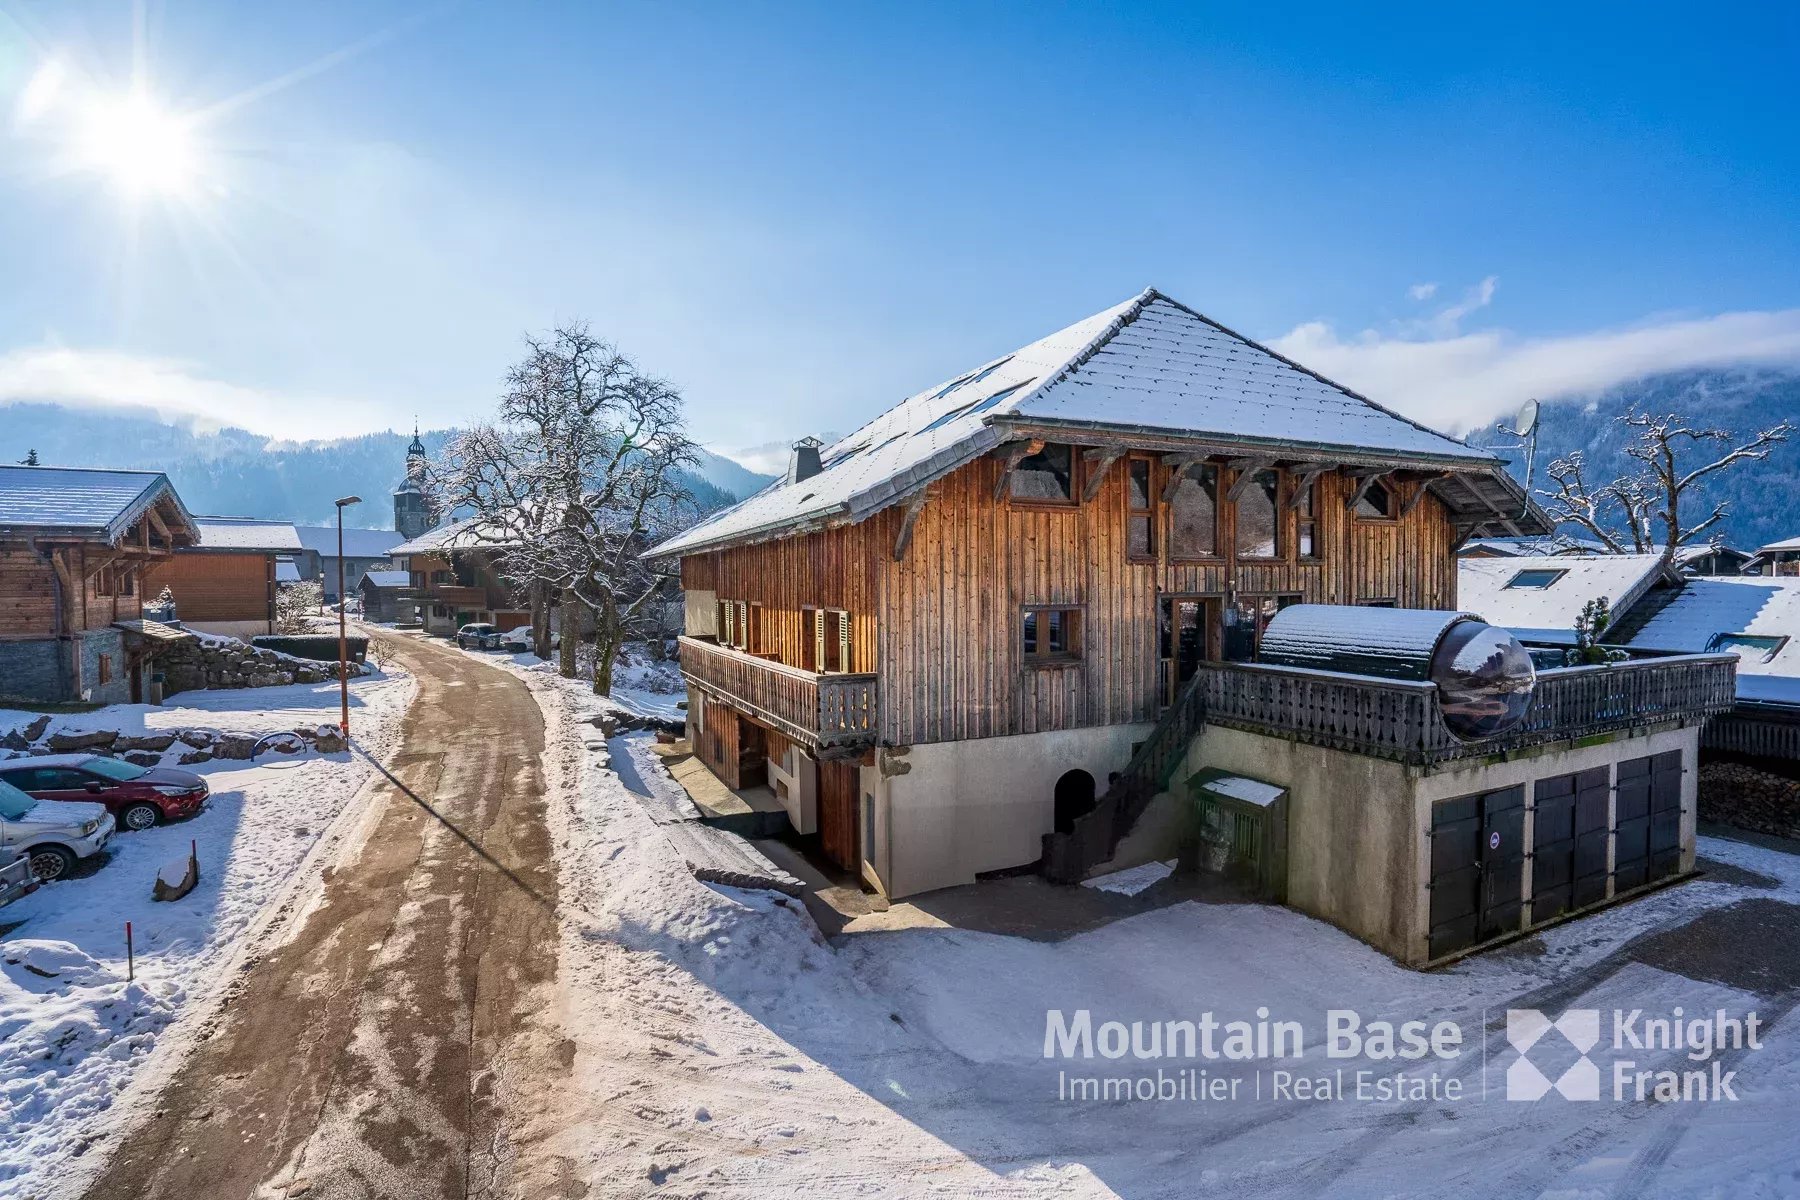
<box><xmin>1194</xmin><ymin>653</ymin><xmax>1738</xmax><ymax>767</ymax></box>
<box><xmin>677</xmin><ymin>635</ymin><xmax>879</xmax><ymax>755</ymax></box>
<box><xmin>401</xmin><ymin>584</ymin><xmax>489</xmax><ymax>607</ymax></box>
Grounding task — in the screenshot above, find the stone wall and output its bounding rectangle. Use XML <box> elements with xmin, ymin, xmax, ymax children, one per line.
<box><xmin>1699</xmin><ymin>760</ymin><xmax>1800</xmax><ymax>840</ymax></box>
<box><xmin>160</xmin><ymin>636</ymin><xmax>364</xmax><ymax>697</ymax></box>
<box><xmin>1</xmin><ymin>718</ymin><xmax>347</xmax><ymax>766</ymax></box>
<box><xmin>0</xmin><ymin>630</ymin><xmax>130</xmax><ymax>706</ymax></box>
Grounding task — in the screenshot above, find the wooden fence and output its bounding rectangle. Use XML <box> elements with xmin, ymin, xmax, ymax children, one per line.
<box><xmin>677</xmin><ymin>636</ymin><xmax>878</xmax><ymax>752</ymax></box>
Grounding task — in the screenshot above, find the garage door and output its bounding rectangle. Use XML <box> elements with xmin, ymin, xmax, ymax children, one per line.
<box><xmin>1428</xmin><ymin>785</ymin><xmax>1525</xmax><ymax>959</ymax></box>
<box><xmin>1530</xmin><ymin>767</ymin><xmax>1610</xmax><ymax>923</ymax></box>
<box><xmin>1615</xmin><ymin>751</ymin><xmax>1682</xmax><ymax>891</ymax></box>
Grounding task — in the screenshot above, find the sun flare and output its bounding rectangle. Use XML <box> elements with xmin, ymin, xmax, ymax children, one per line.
<box><xmin>72</xmin><ymin>90</ymin><xmax>201</xmax><ymax>198</ymax></box>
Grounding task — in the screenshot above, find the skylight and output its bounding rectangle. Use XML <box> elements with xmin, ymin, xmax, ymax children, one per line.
<box><xmin>821</xmin><ymin>442</ymin><xmax>868</xmax><ymax>469</ymax></box>
<box><xmin>917</xmin><ymin>378</ymin><xmax>1036</xmax><ymax>435</ymax></box>
<box><xmin>1504</xmin><ymin>568</ymin><xmax>1565</xmax><ymax>589</ymax></box>
<box><xmin>1706</xmin><ymin>633</ymin><xmax>1788</xmax><ymax>663</ymax></box>
<box><xmin>927</xmin><ymin>356</ymin><xmax>1013</xmax><ymax>402</ymax></box>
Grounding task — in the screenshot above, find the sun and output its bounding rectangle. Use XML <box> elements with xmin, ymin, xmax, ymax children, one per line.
<box><xmin>72</xmin><ymin>89</ymin><xmax>201</xmax><ymax>198</ymax></box>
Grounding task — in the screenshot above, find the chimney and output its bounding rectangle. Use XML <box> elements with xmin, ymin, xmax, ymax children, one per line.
<box><xmin>786</xmin><ymin>436</ymin><xmax>824</xmax><ymax>485</ymax></box>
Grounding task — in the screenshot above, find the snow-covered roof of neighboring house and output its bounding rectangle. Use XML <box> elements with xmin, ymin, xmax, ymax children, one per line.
<box><xmin>361</xmin><ymin>570</ymin><xmax>410</xmax><ymax>588</ymax></box>
<box><xmin>1458</xmin><ymin>534</ymin><xmax>1614</xmax><ymax>558</ymax></box>
<box><xmin>191</xmin><ymin>516</ymin><xmax>303</xmax><ymax>553</ymax></box>
<box><xmin>0</xmin><ymin>465</ymin><xmax>197</xmax><ymax>544</ymax></box>
<box><xmin>390</xmin><ymin>517</ymin><xmax>521</xmax><ymax>557</ymax></box>
<box><xmin>650</xmin><ymin>288</ymin><xmax>1543</xmax><ymax>558</ymax></box>
<box><xmin>1621</xmin><ymin>578</ymin><xmax>1800</xmax><ymax>693</ymax></box>
<box><xmin>274</xmin><ymin>559</ymin><xmax>301</xmax><ymax>583</ymax></box>
<box><xmin>293</xmin><ymin>524</ymin><xmax>406</xmax><ymax>559</ymax></box>
<box><xmin>1458</xmin><ymin>554</ymin><xmax>1675</xmax><ymax>645</ymax></box>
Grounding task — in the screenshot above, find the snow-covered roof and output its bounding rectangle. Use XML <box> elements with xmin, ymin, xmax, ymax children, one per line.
<box><xmin>1622</xmin><ymin>578</ymin><xmax>1800</xmax><ymax>687</ymax></box>
<box><xmin>191</xmin><ymin>517</ymin><xmax>303</xmax><ymax>553</ymax></box>
<box><xmin>1757</xmin><ymin>535</ymin><xmax>1800</xmax><ymax>553</ymax></box>
<box><xmin>650</xmin><ymin>288</ymin><xmax>1527</xmax><ymax>558</ymax></box>
<box><xmin>1459</xmin><ymin>534</ymin><xmax>1613</xmax><ymax>558</ymax></box>
<box><xmin>361</xmin><ymin>570</ymin><xmax>410</xmax><ymax>588</ymax></box>
<box><xmin>293</xmin><ymin>525</ymin><xmax>406</xmax><ymax>559</ymax></box>
<box><xmin>0</xmin><ymin>465</ymin><xmax>196</xmax><ymax>544</ymax></box>
<box><xmin>1458</xmin><ymin>554</ymin><xmax>1674</xmax><ymax>645</ymax></box>
<box><xmin>390</xmin><ymin>517</ymin><xmax>520</xmax><ymax>557</ymax></box>
<box><xmin>275</xmin><ymin>559</ymin><xmax>302</xmax><ymax>583</ymax></box>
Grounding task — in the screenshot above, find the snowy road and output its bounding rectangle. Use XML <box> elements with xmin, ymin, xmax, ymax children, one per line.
<box><xmin>79</xmin><ymin>630</ymin><xmax>576</xmax><ymax>1200</ymax></box>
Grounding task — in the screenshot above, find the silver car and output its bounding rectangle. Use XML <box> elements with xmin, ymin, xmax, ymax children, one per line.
<box><xmin>0</xmin><ymin>776</ymin><xmax>114</xmax><ymax>882</ymax></box>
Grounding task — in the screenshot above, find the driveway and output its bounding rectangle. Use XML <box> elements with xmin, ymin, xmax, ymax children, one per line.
<box><xmin>84</xmin><ymin>631</ymin><xmax>579</xmax><ymax>1200</ymax></box>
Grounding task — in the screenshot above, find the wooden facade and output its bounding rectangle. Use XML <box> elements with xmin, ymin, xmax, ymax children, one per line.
<box><xmin>0</xmin><ymin>542</ymin><xmax>154</xmax><ymax>640</ymax></box>
<box><xmin>143</xmin><ymin>552</ymin><xmax>276</xmax><ymax>629</ymax></box>
<box><xmin>680</xmin><ymin>449</ymin><xmax>1462</xmax><ymax>750</ymax></box>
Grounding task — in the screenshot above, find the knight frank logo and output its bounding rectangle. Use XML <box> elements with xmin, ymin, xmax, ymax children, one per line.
<box><xmin>1505</xmin><ymin>1009</ymin><xmax>1601</xmax><ymax>1101</ymax></box>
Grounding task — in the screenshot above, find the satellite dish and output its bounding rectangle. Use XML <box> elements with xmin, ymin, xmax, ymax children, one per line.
<box><xmin>1515</xmin><ymin>398</ymin><xmax>1540</xmax><ymax>438</ymax></box>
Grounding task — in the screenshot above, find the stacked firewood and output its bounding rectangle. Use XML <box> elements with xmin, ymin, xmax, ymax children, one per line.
<box><xmin>1699</xmin><ymin>761</ymin><xmax>1800</xmax><ymax>840</ymax></box>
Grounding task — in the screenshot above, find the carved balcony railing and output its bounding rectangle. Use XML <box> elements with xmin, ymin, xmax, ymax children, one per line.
<box><xmin>677</xmin><ymin>635</ymin><xmax>879</xmax><ymax>754</ymax></box>
<box><xmin>1193</xmin><ymin>653</ymin><xmax>1738</xmax><ymax>767</ymax></box>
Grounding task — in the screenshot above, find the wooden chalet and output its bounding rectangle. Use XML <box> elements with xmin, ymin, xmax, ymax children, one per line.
<box><xmin>142</xmin><ymin>516</ymin><xmax>303</xmax><ymax>639</ymax></box>
<box><xmin>650</xmin><ymin>290</ymin><xmax>1734</xmax><ymax>964</ymax></box>
<box><xmin>390</xmin><ymin>518</ymin><xmax>529</xmax><ymax>635</ymax></box>
<box><xmin>0</xmin><ymin>465</ymin><xmax>200</xmax><ymax>704</ymax></box>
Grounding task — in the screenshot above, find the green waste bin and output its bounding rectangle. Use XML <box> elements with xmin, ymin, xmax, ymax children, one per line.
<box><xmin>1188</xmin><ymin>768</ymin><xmax>1288</xmax><ymax>902</ymax></box>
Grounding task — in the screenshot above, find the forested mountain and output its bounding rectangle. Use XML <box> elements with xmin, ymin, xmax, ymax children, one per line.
<box><xmin>1463</xmin><ymin>368</ymin><xmax>1800</xmax><ymax>551</ymax></box>
<box><xmin>1</xmin><ymin>402</ymin><xmax>770</xmax><ymax>527</ymax></box>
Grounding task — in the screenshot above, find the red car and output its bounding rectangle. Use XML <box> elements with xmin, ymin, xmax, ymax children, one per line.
<box><xmin>0</xmin><ymin>753</ymin><xmax>209</xmax><ymax>832</ymax></box>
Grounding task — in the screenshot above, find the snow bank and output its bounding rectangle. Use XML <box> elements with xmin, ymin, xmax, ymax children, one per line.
<box><xmin>0</xmin><ymin>669</ymin><xmax>415</xmax><ymax>1197</ymax></box>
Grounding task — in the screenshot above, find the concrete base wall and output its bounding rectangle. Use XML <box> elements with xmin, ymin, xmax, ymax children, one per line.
<box><xmin>1160</xmin><ymin>722</ymin><xmax>1703</xmax><ymax>966</ymax></box>
<box><xmin>183</xmin><ymin>619</ymin><xmax>273</xmax><ymax>640</ymax></box>
<box><xmin>876</xmin><ymin>722</ymin><xmax>1154</xmax><ymax>898</ymax></box>
<box><xmin>767</xmin><ymin>743</ymin><xmax>818</xmax><ymax>835</ymax></box>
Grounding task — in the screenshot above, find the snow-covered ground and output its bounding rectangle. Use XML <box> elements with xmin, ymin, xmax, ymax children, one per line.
<box><xmin>0</xmin><ymin>669</ymin><xmax>414</xmax><ymax>1199</ymax></box>
<box><xmin>421</xmin><ymin>649</ymin><xmax>1800</xmax><ymax>1197</ymax></box>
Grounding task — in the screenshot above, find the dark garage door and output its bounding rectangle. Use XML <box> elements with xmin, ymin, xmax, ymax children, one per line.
<box><xmin>1428</xmin><ymin>785</ymin><xmax>1525</xmax><ymax>959</ymax></box>
<box><xmin>1616</xmin><ymin>751</ymin><xmax>1682</xmax><ymax>891</ymax></box>
<box><xmin>1531</xmin><ymin>767</ymin><xmax>1610</xmax><ymax>922</ymax></box>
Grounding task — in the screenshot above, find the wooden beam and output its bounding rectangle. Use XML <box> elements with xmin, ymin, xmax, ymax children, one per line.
<box><xmin>1343</xmin><ymin>470</ymin><xmax>1394</xmax><ymax>513</ymax></box>
<box><xmin>1160</xmin><ymin>454</ymin><xmax>1206</xmax><ymax>503</ymax></box>
<box><xmin>1397</xmin><ymin>472</ymin><xmax>1449</xmax><ymax>518</ymax></box>
<box><xmin>1081</xmin><ymin>448</ymin><xmax>1124</xmax><ymax>502</ymax></box>
<box><xmin>1225</xmin><ymin>458</ymin><xmax>1277</xmax><ymax>503</ymax></box>
<box><xmin>144</xmin><ymin>506</ymin><xmax>172</xmax><ymax>546</ymax></box>
<box><xmin>1284</xmin><ymin>464</ymin><xmax>1333</xmax><ymax>511</ymax></box>
<box><xmin>1451</xmin><ymin>472</ymin><xmax>1523</xmax><ymax>537</ymax></box>
<box><xmin>991</xmin><ymin>439</ymin><xmax>1045</xmax><ymax>501</ymax></box>
<box><xmin>892</xmin><ymin>490</ymin><xmax>932</xmax><ymax>561</ymax></box>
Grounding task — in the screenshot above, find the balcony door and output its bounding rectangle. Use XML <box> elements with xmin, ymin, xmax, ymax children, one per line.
<box><xmin>1159</xmin><ymin>595</ymin><xmax>1221</xmax><ymax>706</ymax></box>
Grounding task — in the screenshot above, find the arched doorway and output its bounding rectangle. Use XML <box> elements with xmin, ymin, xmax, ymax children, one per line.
<box><xmin>1054</xmin><ymin>769</ymin><xmax>1097</xmax><ymax>835</ymax></box>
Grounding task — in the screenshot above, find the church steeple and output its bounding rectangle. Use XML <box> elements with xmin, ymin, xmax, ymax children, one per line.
<box><xmin>394</xmin><ymin>421</ymin><xmax>432</xmax><ymax>541</ymax></box>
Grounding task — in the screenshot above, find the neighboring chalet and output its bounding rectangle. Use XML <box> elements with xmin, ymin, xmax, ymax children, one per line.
<box><xmin>1459</xmin><ymin>554</ymin><xmax>1679</xmax><ymax>647</ymax></box>
<box><xmin>293</xmin><ymin>524</ymin><xmax>404</xmax><ymax>603</ymax></box>
<box><xmin>1747</xmin><ymin>535</ymin><xmax>1800</xmax><ymax>577</ymax></box>
<box><xmin>649</xmin><ymin>289</ymin><xmax>1736</xmax><ymax>965</ymax></box>
<box><xmin>0</xmin><ymin>465</ymin><xmax>200</xmax><ymax>704</ymax></box>
<box><xmin>143</xmin><ymin>516</ymin><xmax>302</xmax><ymax>639</ymax></box>
<box><xmin>390</xmin><ymin>518</ymin><xmax>527</xmax><ymax>635</ymax></box>
<box><xmin>357</xmin><ymin>570</ymin><xmax>410</xmax><ymax>623</ymax></box>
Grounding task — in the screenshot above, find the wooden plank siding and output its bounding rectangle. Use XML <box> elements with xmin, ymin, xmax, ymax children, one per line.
<box><xmin>143</xmin><ymin>552</ymin><xmax>274</xmax><ymax>626</ymax></box>
<box><xmin>0</xmin><ymin>552</ymin><xmax>60</xmax><ymax>638</ymax></box>
<box><xmin>680</xmin><ymin>447</ymin><xmax>1461</xmax><ymax>750</ymax></box>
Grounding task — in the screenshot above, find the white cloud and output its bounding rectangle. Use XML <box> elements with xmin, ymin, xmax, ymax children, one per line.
<box><xmin>1269</xmin><ymin>306</ymin><xmax>1800</xmax><ymax>435</ymax></box>
<box><xmin>1407</xmin><ymin>281</ymin><xmax>1438</xmax><ymax>302</ymax></box>
<box><xmin>0</xmin><ymin>344</ymin><xmax>394</xmax><ymax>437</ymax></box>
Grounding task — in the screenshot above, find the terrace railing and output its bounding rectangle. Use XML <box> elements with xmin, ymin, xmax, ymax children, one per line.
<box><xmin>677</xmin><ymin>635</ymin><xmax>879</xmax><ymax>753</ymax></box>
<box><xmin>1196</xmin><ymin>653</ymin><xmax>1739</xmax><ymax>767</ymax></box>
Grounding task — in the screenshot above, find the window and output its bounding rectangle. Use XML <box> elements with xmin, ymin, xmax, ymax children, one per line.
<box><xmin>815</xmin><ymin>608</ymin><xmax>853</xmax><ymax>673</ymax></box>
<box><xmin>1009</xmin><ymin>443</ymin><xmax>1075</xmax><ymax>504</ymax></box>
<box><xmin>1707</xmin><ymin>633</ymin><xmax>1788</xmax><ymax>664</ymax></box>
<box><xmin>119</xmin><ymin>568</ymin><xmax>135</xmax><ymax>597</ymax></box>
<box><xmin>717</xmin><ymin>600</ymin><xmax>753</xmax><ymax>650</ymax></box>
<box><xmin>1360</xmin><ymin>598</ymin><xmax>1398</xmax><ymax>608</ymax></box>
<box><xmin>97</xmin><ymin>654</ymin><xmax>113</xmax><ymax>685</ymax></box>
<box><xmin>95</xmin><ymin>566</ymin><xmax>114</xmax><ymax>598</ymax></box>
<box><xmin>1233</xmin><ymin>594</ymin><xmax>1302</xmax><ymax>659</ymax></box>
<box><xmin>1168</xmin><ymin>465</ymin><xmax>1220</xmax><ymax>558</ymax></box>
<box><xmin>920</xmin><ymin>381</ymin><xmax>1033</xmax><ymax>434</ymax></box>
<box><xmin>1505</xmin><ymin>569</ymin><xmax>1566</xmax><ymax>590</ymax></box>
<box><xmin>1022</xmin><ymin>607</ymin><xmax>1082</xmax><ymax>663</ymax></box>
<box><xmin>1126</xmin><ymin>457</ymin><xmax>1155</xmax><ymax>560</ymax></box>
<box><xmin>1296</xmin><ymin>476</ymin><xmax>1320</xmax><ymax>559</ymax></box>
<box><xmin>1236</xmin><ymin>470</ymin><xmax>1281</xmax><ymax>558</ymax></box>
<box><xmin>1354</xmin><ymin>479</ymin><xmax>1394</xmax><ymax>520</ymax></box>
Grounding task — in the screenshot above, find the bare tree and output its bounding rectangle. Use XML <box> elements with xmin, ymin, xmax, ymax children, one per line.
<box><xmin>1536</xmin><ymin>410</ymin><xmax>1790</xmax><ymax>561</ymax></box>
<box><xmin>432</xmin><ymin>323</ymin><xmax>698</xmax><ymax>693</ymax></box>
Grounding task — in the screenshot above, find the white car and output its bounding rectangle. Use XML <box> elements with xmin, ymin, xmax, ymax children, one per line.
<box><xmin>0</xmin><ymin>777</ymin><xmax>114</xmax><ymax>882</ymax></box>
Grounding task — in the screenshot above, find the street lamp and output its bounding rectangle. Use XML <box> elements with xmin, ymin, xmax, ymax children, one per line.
<box><xmin>335</xmin><ymin>496</ymin><xmax>362</xmax><ymax>737</ymax></box>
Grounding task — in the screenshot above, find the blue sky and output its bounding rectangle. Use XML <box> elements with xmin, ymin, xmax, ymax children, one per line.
<box><xmin>2</xmin><ymin>1</ymin><xmax>1798</xmax><ymax>467</ymax></box>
